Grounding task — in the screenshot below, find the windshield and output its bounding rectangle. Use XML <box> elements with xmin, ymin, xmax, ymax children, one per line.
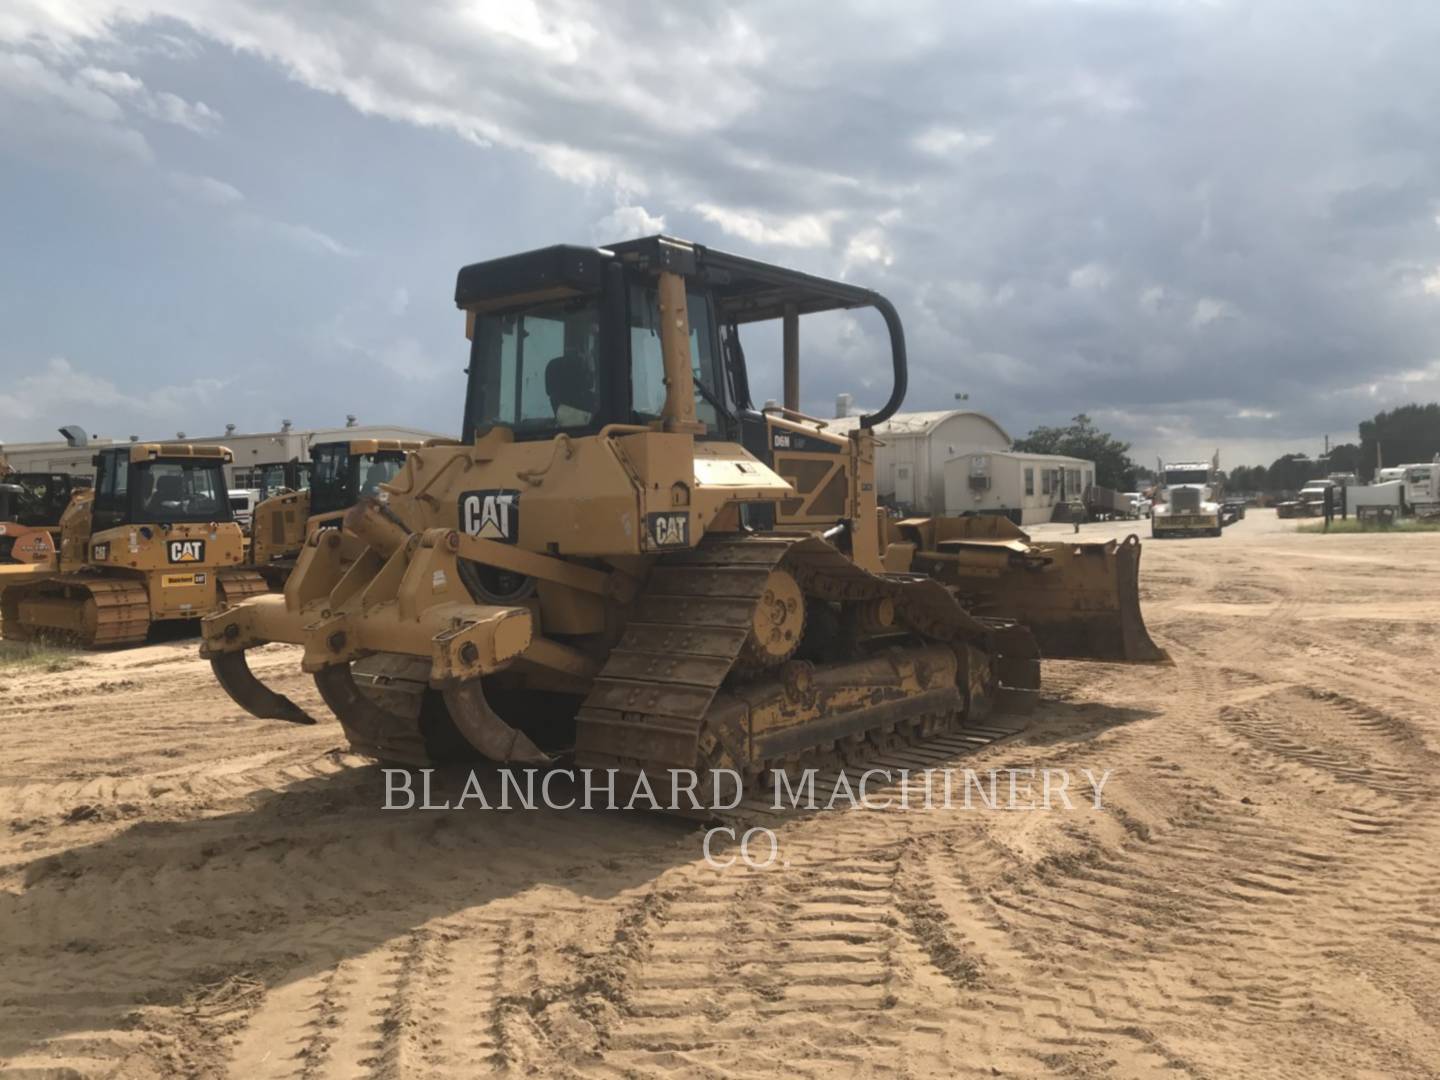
<box><xmin>310</xmin><ymin>444</ymin><xmax>353</xmax><ymax>516</ymax></box>
<box><xmin>256</xmin><ymin>462</ymin><xmax>308</xmax><ymax>500</ymax></box>
<box><xmin>358</xmin><ymin>452</ymin><xmax>406</xmax><ymax>497</ymax></box>
<box><xmin>469</xmin><ymin>297</ymin><xmax>601</xmax><ymax>438</ymax></box>
<box><xmin>131</xmin><ymin>461</ymin><xmax>231</xmax><ymax>524</ymax></box>
<box><xmin>310</xmin><ymin>446</ymin><xmax>406</xmax><ymax>515</ymax></box>
<box><xmin>10</xmin><ymin>473</ymin><xmax>71</xmax><ymax>526</ymax></box>
<box><xmin>1164</xmin><ymin>469</ymin><xmax>1209</xmax><ymax>485</ymax></box>
<box><xmin>629</xmin><ymin>285</ymin><xmax>721</xmax><ymax>432</ymax></box>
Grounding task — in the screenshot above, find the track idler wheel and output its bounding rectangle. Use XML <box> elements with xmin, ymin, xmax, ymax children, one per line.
<box><xmin>210</xmin><ymin>652</ymin><xmax>315</xmax><ymax>724</ymax></box>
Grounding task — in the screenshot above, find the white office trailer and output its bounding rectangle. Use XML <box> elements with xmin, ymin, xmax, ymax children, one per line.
<box><xmin>826</xmin><ymin>400</ymin><xmax>1095</xmax><ymax>524</ymax></box>
<box><xmin>944</xmin><ymin>450</ymin><xmax>1095</xmax><ymax>525</ymax></box>
<box><xmin>1</xmin><ymin>422</ymin><xmax>446</xmax><ymax>488</ymax></box>
<box><xmin>828</xmin><ymin>408</ymin><xmax>1014</xmax><ymax>513</ymax></box>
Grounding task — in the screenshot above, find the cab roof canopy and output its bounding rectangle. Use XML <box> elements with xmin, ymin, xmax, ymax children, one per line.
<box><xmin>453</xmin><ymin>235</ymin><xmax>881</xmax><ymax>323</ymax></box>
<box><xmin>453</xmin><ymin>234</ymin><xmax>908</xmax><ymax>429</ymax></box>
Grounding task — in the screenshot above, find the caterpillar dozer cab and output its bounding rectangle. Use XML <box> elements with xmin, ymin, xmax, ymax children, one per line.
<box><xmin>0</xmin><ymin>461</ymin><xmax>79</xmax><ymax>588</ymax></box>
<box><xmin>203</xmin><ymin>237</ymin><xmax>1161</xmax><ymax>796</ymax></box>
<box><xmin>2</xmin><ymin>444</ymin><xmax>266</xmax><ymax>647</ymax></box>
<box><xmin>254</xmin><ymin>458</ymin><xmax>311</xmax><ymax>502</ymax></box>
<box><xmin>249</xmin><ymin>439</ymin><xmax>421</xmax><ymax>587</ymax></box>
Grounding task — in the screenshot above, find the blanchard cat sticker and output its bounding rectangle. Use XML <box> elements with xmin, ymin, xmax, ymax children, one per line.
<box><xmin>647</xmin><ymin>511</ymin><xmax>690</xmax><ymax>548</ymax></box>
<box><xmin>459</xmin><ymin>489</ymin><xmax>520</xmax><ymax>543</ymax></box>
<box><xmin>167</xmin><ymin>539</ymin><xmax>206</xmax><ymax>563</ymax></box>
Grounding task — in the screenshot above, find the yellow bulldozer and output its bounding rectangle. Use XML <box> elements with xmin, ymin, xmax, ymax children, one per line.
<box><xmin>203</xmin><ymin>237</ymin><xmax>1162</xmax><ymax>795</ymax></box>
<box><xmin>0</xmin><ymin>459</ymin><xmax>87</xmax><ymax>579</ymax></box>
<box><xmin>249</xmin><ymin>438</ymin><xmax>422</xmax><ymax>587</ymax></box>
<box><xmin>0</xmin><ymin>476</ymin><xmax>58</xmax><ymax>579</ymax></box>
<box><xmin>2</xmin><ymin>443</ymin><xmax>266</xmax><ymax>647</ymax></box>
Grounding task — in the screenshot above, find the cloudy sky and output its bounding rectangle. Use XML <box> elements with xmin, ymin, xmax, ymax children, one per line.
<box><xmin>4</xmin><ymin>0</ymin><xmax>1440</xmax><ymax>467</ymax></box>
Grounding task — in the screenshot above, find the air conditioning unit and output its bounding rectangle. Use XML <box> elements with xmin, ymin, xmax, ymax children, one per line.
<box><xmin>969</xmin><ymin>475</ymin><xmax>990</xmax><ymax>490</ymax></box>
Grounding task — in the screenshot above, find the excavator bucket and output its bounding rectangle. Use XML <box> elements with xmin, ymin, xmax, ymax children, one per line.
<box><xmin>892</xmin><ymin>516</ymin><xmax>1169</xmax><ymax>663</ymax></box>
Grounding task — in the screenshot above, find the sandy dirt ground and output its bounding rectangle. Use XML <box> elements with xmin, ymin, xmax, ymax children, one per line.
<box><xmin>2</xmin><ymin>508</ymin><xmax>1438</xmax><ymax>1079</ymax></box>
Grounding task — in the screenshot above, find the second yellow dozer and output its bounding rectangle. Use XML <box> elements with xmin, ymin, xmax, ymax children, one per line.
<box><xmin>249</xmin><ymin>438</ymin><xmax>421</xmax><ymax>588</ymax></box>
<box><xmin>2</xmin><ymin>444</ymin><xmax>265</xmax><ymax>647</ymax></box>
<box><xmin>203</xmin><ymin>237</ymin><xmax>1163</xmax><ymax>797</ymax></box>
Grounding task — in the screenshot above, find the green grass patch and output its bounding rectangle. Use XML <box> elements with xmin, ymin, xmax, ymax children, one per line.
<box><xmin>0</xmin><ymin>639</ymin><xmax>87</xmax><ymax>675</ymax></box>
<box><xmin>1297</xmin><ymin>517</ymin><xmax>1440</xmax><ymax>534</ymax></box>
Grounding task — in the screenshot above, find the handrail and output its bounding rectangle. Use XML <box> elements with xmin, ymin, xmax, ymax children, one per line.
<box><xmin>859</xmin><ymin>291</ymin><xmax>907</xmax><ymax>429</ymax></box>
<box><xmin>761</xmin><ymin>405</ymin><xmax>829</xmax><ymax>430</ymax></box>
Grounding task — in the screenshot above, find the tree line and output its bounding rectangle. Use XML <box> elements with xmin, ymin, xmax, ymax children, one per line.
<box><xmin>1226</xmin><ymin>403</ymin><xmax>1440</xmax><ymax>493</ymax></box>
<box><xmin>1011</xmin><ymin>403</ymin><xmax>1440</xmax><ymax>495</ymax></box>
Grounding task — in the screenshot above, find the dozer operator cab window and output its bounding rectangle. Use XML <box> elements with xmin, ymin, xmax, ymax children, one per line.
<box><xmin>470</xmin><ymin>298</ymin><xmax>602</xmax><ymax>435</ymax></box>
<box><xmin>10</xmin><ymin>473</ymin><xmax>72</xmax><ymax>527</ymax></box>
<box><xmin>309</xmin><ymin>445</ymin><xmax>408</xmax><ymax>516</ymax></box>
<box><xmin>256</xmin><ymin>461</ymin><xmax>310</xmax><ymax>501</ymax></box>
<box><xmin>92</xmin><ymin>450</ymin><xmax>232</xmax><ymax>528</ymax></box>
<box><xmin>132</xmin><ymin>461</ymin><xmax>230</xmax><ymax>524</ymax></box>
<box><xmin>629</xmin><ymin>285</ymin><xmax>723</xmax><ymax>433</ymax></box>
<box><xmin>358</xmin><ymin>453</ymin><xmax>405</xmax><ymax>497</ymax></box>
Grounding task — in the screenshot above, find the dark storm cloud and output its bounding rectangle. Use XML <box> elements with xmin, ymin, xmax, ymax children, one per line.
<box><xmin>5</xmin><ymin>0</ymin><xmax>1440</xmax><ymax>461</ymax></box>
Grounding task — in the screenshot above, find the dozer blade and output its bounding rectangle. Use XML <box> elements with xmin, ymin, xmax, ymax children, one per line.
<box><xmin>442</xmin><ymin>677</ymin><xmax>550</xmax><ymax>765</ymax></box>
<box><xmin>913</xmin><ymin>530</ymin><xmax>1167</xmax><ymax>663</ymax></box>
<box><xmin>210</xmin><ymin>652</ymin><xmax>316</xmax><ymax>725</ymax></box>
<box><xmin>1001</xmin><ymin>534</ymin><xmax>1167</xmax><ymax>663</ymax></box>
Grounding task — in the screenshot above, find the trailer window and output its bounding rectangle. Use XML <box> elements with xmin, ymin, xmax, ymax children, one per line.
<box><xmin>1024</xmin><ymin>467</ymin><xmax>1034</xmax><ymax>496</ymax></box>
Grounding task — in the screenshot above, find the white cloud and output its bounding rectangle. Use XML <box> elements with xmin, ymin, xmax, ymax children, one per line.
<box><xmin>0</xmin><ymin>356</ymin><xmax>226</xmax><ymax>428</ymax></box>
<box><xmin>1191</xmin><ymin>297</ymin><xmax>1236</xmax><ymax>327</ymax></box>
<box><xmin>593</xmin><ymin>204</ymin><xmax>666</xmax><ymax>243</ymax></box>
<box><xmin>0</xmin><ymin>48</ymin><xmax>150</xmax><ymax>162</ymax></box>
<box><xmin>1138</xmin><ymin>285</ymin><xmax>1166</xmax><ymax>312</ymax></box>
<box><xmin>168</xmin><ymin>170</ymin><xmax>243</xmax><ymax>205</ymax></box>
<box><xmin>1068</xmin><ymin>262</ymin><xmax>1111</xmax><ymax>290</ymax></box>
<box><xmin>79</xmin><ymin>64</ymin><xmax>220</xmax><ymax>132</ymax></box>
<box><xmin>239</xmin><ymin>216</ymin><xmax>358</xmax><ymax>258</ymax></box>
<box><xmin>912</xmin><ymin>125</ymin><xmax>993</xmax><ymax>156</ymax></box>
<box><xmin>372</xmin><ymin>337</ymin><xmax>450</xmax><ymax>381</ymax></box>
<box><xmin>1232</xmin><ymin>407</ymin><xmax>1278</xmax><ymax>420</ymax></box>
<box><xmin>843</xmin><ymin>226</ymin><xmax>894</xmax><ymax>269</ymax></box>
<box><xmin>1421</xmin><ymin>268</ymin><xmax>1440</xmax><ymax>296</ymax></box>
<box><xmin>694</xmin><ymin>204</ymin><xmax>834</xmax><ymax>248</ymax></box>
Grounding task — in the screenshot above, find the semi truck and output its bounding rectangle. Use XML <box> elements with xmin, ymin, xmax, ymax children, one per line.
<box><xmin>1151</xmin><ymin>459</ymin><xmax>1224</xmax><ymax>538</ymax></box>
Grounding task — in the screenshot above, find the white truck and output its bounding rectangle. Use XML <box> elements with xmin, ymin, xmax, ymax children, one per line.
<box><xmin>1152</xmin><ymin>460</ymin><xmax>1224</xmax><ymax>538</ymax></box>
<box><xmin>1349</xmin><ymin>480</ymin><xmax>1405</xmax><ymax>522</ymax></box>
<box><xmin>1396</xmin><ymin>461</ymin><xmax>1440</xmax><ymax>516</ymax></box>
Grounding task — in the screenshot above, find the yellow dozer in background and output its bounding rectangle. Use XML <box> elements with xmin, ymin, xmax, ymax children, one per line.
<box><xmin>203</xmin><ymin>237</ymin><xmax>1162</xmax><ymax>795</ymax></box>
<box><xmin>249</xmin><ymin>438</ymin><xmax>421</xmax><ymax>587</ymax></box>
<box><xmin>3</xmin><ymin>444</ymin><xmax>265</xmax><ymax>647</ymax></box>
<box><xmin>0</xmin><ymin>459</ymin><xmax>86</xmax><ymax>585</ymax></box>
<box><xmin>0</xmin><ymin>475</ymin><xmax>58</xmax><ymax>582</ymax></box>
